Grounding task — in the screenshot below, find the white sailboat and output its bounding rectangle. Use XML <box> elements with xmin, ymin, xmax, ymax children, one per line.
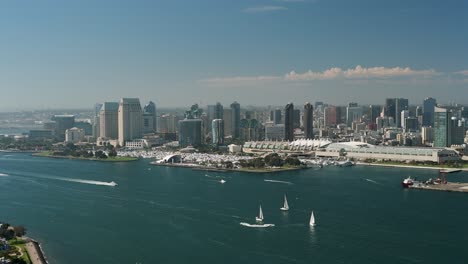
<box><xmin>255</xmin><ymin>205</ymin><xmax>264</xmax><ymax>222</ymax></box>
<box><xmin>280</xmin><ymin>195</ymin><xmax>289</xmax><ymax>211</ymax></box>
<box><xmin>309</xmin><ymin>211</ymin><xmax>316</xmax><ymax>227</ymax></box>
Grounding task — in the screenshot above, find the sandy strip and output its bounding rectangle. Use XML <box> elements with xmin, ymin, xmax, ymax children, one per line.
<box><xmin>25</xmin><ymin>241</ymin><xmax>47</xmax><ymax>264</ymax></box>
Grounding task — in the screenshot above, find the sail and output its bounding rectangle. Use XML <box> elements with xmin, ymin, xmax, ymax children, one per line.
<box><xmin>259</xmin><ymin>205</ymin><xmax>264</xmax><ymax>220</ymax></box>
<box><xmin>310</xmin><ymin>211</ymin><xmax>315</xmax><ymax>226</ymax></box>
<box><xmin>283</xmin><ymin>195</ymin><xmax>289</xmax><ymax>210</ymax></box>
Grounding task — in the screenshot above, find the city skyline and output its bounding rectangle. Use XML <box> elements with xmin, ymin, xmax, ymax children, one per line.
<box><xmin>1</xmin><ymin>0</ymin><xmax>468</xmax><ymax>111</ymax></box>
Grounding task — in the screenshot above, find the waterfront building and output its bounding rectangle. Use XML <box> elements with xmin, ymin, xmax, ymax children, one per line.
<box><xmin>178</xmin><ymin>119</ymin><xmax>203</xmax><ymax>147</ymax></box>
<box><xmin>434</xmin><ymin>106</ymin><xmax>451</xmax><ymax>147</ymax></box>
<box><xmin>52</xmin><ymin>115</ymin><xmax>75</xmax><ymax>141</ymax></box>
<box><xmin>65</xmin><ymin>127</ymin><xmax>85</xmax><ymax>144</ymax></box>
<box><xmin>324</xmin><ymin>105</ymin><xmax>337</xmax><ymax>127</ymax></box>
<box><xmin>118</xmin><ymin>98</ymin><xmax>143</xmax><ymax>146</ymax></box>
<box><xmin>230</xmin><ymin>102</ymin><xmax>240</xmax><ymax>139</ymax></box>
<box><xmin>143</xmin><ymin>101</ymin><xmax>157</xmax><ymax>133</ymax></box>
<box><xmin>243</xmin><ymin>140</ymin><xmax>460</xmax><ymax>163</ymax></box>
<box><xmin>423</xmin><ymin>97</ymin><xmax>437</xmax><ymax>127</ymax></box>
<box><xmin>304</xmin><ymin>102</ymin><xmax>314</xmax><ymax>139</ymax></box>
<box><xmin>99</xmin><ymin>102</ymin><xmax>119</xmax><ymax>139</ymax></box>
<box><xmin>212</xmin><ymin>119</ymin><xmax>224</xmax><ymax>145</ymax></box>
<box><xmin>28</xmin><ymin>130</ymin><xmax>54</xmax><ymax>141</ymax></box>
<box><xmin>284</xmin><ymin>103</ymin><xmax>294</xmax><ymax>141</ymax></box>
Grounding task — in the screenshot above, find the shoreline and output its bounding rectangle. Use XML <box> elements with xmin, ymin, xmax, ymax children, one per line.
<box><xmin>24</xmin><ymin>238</ymin><xmax>48</xmax><ymax>264</ymax></box>
<box><xmin>32</xmin><ymin>152</ymin><xmax>139</xmax><ymax>162</ymax></box>
<box><xmin>151</xmin><ymin>162</ymin><xmax>306</xmax><ymax>174</ymax></box>
<box><xmin>356</xmin><ymin>162</ymin><xmax>468</xmax><ymax>172</ymax></box>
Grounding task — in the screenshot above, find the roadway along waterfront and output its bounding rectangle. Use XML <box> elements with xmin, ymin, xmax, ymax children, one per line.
<box><xmin>1</xmin><ymin>152</ymin><xmax>467</xmax><ymax>263</ymax></box>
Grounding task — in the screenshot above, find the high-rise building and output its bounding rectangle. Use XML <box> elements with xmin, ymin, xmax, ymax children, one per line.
<box><xmin>385</xmin><ymin>98</ymin><xmax>396</xmax><ymax>119</ymax></box>
<box><xmin>304</xmin><ymin>102</ymin><xmax>314</xmax><ymax>139</ymax></box>
<box><xmin>324</xmin><ymin>105</ymin><xmax>337</xmax><ymax>127</ymax></box>
<box><xmin>423</xmin><ymin>97</ymin><xmax>437</xmax><ymax>127</ymax></box>
<box><xmin>451</xmin><ymin>117</ymin><xmax>465</xmax><ymax>145</ymax></box>
<box><xmin>434</xmin><ymin>106</ymin><xmax>451</xmax><ymax>147</ymax></box>
<box><xmin>404</xmin><ymin>117</ymin><xmax>419</xmax><ymax>132</ymax></box>
<box><xmin>223</xmin><ymin>109</ymin><xmax>232</xmax><ymax>137</ymax></box>
<box><xmin>368</xmin><ymin>105</ymin><xmax>381</xmax><ymax>126</ymax></box>
<box><xmin>99</xmin><ymin>102</ymin><xmax>119</xmax><ymax>139</ymax></box>
<box><xmin>422</xmin><ymin>126</ymin><xmax>434</xmax><ymax>144</ymax></box>
<box><xmin>212</xmin><ymin>119</ymin><xmax>224</xmax><ymax>145</ymax></box>
<box><xmin>52</xmin><ymin>115</ymin><xmax>75</xmax><ymax>141</ymax></box>
<box><xmin>143</xmin><ymin>113</ymin><xmax>155</xmax><ymax>134</ymax></box>
<box><xmin>230</xmin><ymin>102</ymin><xmax>240</xmax><ymax>139</ymax></box>
<box><xmin>264</xmin><ymin>122</ymin><xmax>285</xmax><ymax>141</ymax></box>
<box><xmin>93</xmin><ymin>103</ymin><xmax>103</xmax><ymax>139</ymax></box>
<box><xmin>178</xmin><ymin>119</ymin><xmax>203</xmax><ymax>147</ymax></box>
<box><xmin>284</xmin><ymin>103</ymin><xmax>294</xmax><ymax>141</ymax></box>
<box><xmin>336</xmin><ymin>106</ymin><xmax>347</xmax><ymax>124</ymax></box>
<box><xmin>207</xmin><ymin>103</ymin><xmax>223</xmax><ymax>120</ymax></box>
<box><xmin>65</xmin><ymin>127</ymin><xmax>85</xmax><ymax>144</ymax></box>
<box><xmin>271</xmin><ymin>109</ymin><xmax>282</xmax><ymax>125</ymax></box>
<box><xmin>75</xmin><ymin>121</ymin><xmax>93</xmax><ymax>136</ymax></box>
<box><xmin>158</xmin><ymin>114</ymin><xmax>179</xmax><ymax>133</ymax></box>
<box><xmin>401</xmin><ymin>110</ymin><xmax>409</xmax><ymax>129</ymax></box>
<box><xmin>293</xmin><ymin>109</ymin><xmax>301</xmax><ymax>128</ymax></box>
<box><xmin>346</xmin><ymin>104</ymin><xmax>362</xmax><ymax>127</ymax></box>
<box><xmin>118</xmin><ymin>98</ymin><xmax>143</xmax><ymax>146</ymax></box>
<box><xmin>395</xmin><ymin>98</ymin><xmax>409</xmax><ymax>128</ymax></box>
<box><xmin>143</xmin><ymin>101</ymin><xmax>157</xmax><ymax>133</ymax></box>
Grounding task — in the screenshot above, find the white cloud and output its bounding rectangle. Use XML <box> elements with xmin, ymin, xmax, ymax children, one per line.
<box><xmin>243</xmin><ymin>6</ymin><xmax>287</xmax><ymax>13</ymax></box>
<box><xmin>200</xmin><ymin>65</ymin><xmax>440</xmax><ymax>86</ymax></box>
<box><xmin>285</xmin><ymin>65</ymin><xmax>438</xmax><ymax>81</ymax></box>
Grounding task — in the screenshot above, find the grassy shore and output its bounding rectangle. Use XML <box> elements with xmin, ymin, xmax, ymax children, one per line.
<box><xmin>33</xmin><ymin>151</ymin><xmax>138</xmax><ymax>162</ymax></box>
<box><xmin>8</xmin><ymin>239</ymin><xmax>31</xmax><ymax>264</ymax></box>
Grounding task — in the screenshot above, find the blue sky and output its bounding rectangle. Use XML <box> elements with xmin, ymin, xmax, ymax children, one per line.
<box><xmin>0</xmin><ymin>0</ymin><xmax>467</xmax><ymax>110</ymax></box>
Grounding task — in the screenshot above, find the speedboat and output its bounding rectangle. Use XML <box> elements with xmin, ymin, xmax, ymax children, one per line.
<box><xmin>401</xmin><ymin>177</ymin><xmax>417</xmax><ymax>188</ymax></box>
<box><xmin>109</xmin><ymin>181</ymin><xmax>118</xmax><ymax>187</ymax></box>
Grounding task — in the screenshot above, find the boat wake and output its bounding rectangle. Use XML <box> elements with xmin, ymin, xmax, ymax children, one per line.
<box><xmin>365</xmin><ymin>179</ymin><xmax>381</xmax><ymax>185</ymax></box>
<box><xmin>62</xmin><ymin>178</ymin><xmax>118</xmax><ymax>187</ymax></box>
<box><xmin>0</xmin><ymin>173</ymin><xmax>9</xmax><ymax>177</ymax></box>
<box><xmin>264</xmin><ymin>179</ymin><xmax>293</xmax><ymax>185</ymax></box>
<box><xmin>240</xmin><ymin>222</ymin><xmax>275</xmax><ymax>228</ymax></box>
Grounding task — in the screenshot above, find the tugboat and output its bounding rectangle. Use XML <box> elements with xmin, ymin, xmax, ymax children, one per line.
<box><xmin>401</xmin><ymin>176</ymin><xmax>419</xmax><ymax>188</ymax></box>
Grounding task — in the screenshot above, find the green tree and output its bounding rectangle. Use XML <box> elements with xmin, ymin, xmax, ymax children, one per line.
<box><xmin>13</xmin><ymin>226</ymin><xmax>26</xmax><ymax>237</ymax></box>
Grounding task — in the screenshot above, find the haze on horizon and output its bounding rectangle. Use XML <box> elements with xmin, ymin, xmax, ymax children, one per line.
<box><xmin>0</xmin><ymin>0</ymin><xmax>467</xmax><ymax>111</ymax></box>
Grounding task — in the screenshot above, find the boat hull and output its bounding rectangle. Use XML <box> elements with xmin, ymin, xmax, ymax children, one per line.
<box><xmin>280</xmin><ymin>207</ymin><xmax>289</xmax><ymax>211</ymax></box>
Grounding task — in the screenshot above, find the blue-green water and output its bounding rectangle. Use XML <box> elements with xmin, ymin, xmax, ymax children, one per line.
<box><xmin>0</xmin><ymin>153</ymin><xmax>467</xmax><ymax>263</ymax></box>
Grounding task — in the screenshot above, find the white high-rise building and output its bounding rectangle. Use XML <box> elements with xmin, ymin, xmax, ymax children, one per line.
<box><xmin>118</xmin><ymin>98</ymin><xmax>143</xmax><ymax>146</ymax></box>
<box><xmin>99</xmin><ymin>102</ymin><xmax>119</xmax><ymax>139</ymax></box>
<box><xmin>401</xmin><ymin>110</ymin><xmax>409</xmax><ymax>129</ymax></box>
<box><xmin>65</xmin><ymin>127</ymin><xmax>85</xmax><ymax>143</ymax></box>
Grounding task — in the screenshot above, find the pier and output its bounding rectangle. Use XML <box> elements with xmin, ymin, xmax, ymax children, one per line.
<box><xmin>409</xmin><ymin>182</ymin><xmax>468</xmax><ymax>193</ymax></box>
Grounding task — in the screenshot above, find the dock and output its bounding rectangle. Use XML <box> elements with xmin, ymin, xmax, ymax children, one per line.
<box><xmin>409</xmin><ymin>182</ymin><xmax>468</xmax><ymax>193</ymax></box>
<box><xmin>439</xmin><ymin>169</ymin><xmax>462</xmax><ymax>174</ymax></box>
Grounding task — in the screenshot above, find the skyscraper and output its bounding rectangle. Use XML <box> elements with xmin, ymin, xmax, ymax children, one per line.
<box><xmin>222</xmin><ymin>109</ymin><xmax>232</xmax><ymax>137</ymax></box>
<box><xmin>212</xmin><ymin>119</ymin><xmax>224</xmax><ymax>145</ymax></box>
<box><xmin>304</xmin><ymin>102</ymin><xmax>314</xmax><ymax>139</ymax></box>
<box><xmin>346</xmin><ymin>103</ymin><xmax>362</xmax><ymax>127</ymax></box>
<box><xmin>324</xmin><ymin>105</ymin><xmax>337</xmax><ymax>127</ymax></box>
<box><xmin>143</xmin><ymin>101</ymin><xmax>157</xmax><ymax>133</ymax></box>
<box><xmin>99</xmin><ymin>102</ymin><xmax>119</xmax><ymax>139</ymax></box>
<box><xmin>93</xmin><ymin>103</ymin><xmax>103</xmax><ymax>139</ymax></box>
<box><xmin>284</xmin><ymin>103</ymin><xmax>294</xmax><ymax>141</ymax></box>
<box><xmin>293</xmin><ymin>109</ymin><xmax>301</xmax><ymax>128</ymax></box>
<box><xmin>178</xmin><ymin>119</ymin><xmax>203</xmax><ymax>147</ymax></box>
<box><xmin>52</xmin><ymin>115</ymin><xmax>75</xmax><ymax>141</ymax></box>
<box><xmin>423</xmin><ymin>97</ymin><xmax>437</xmax><ymax>127</ymax></box>
<box><xmin>118</xmin><ymin>98</ymin><xmax>143</xmax><ymax>146</ymax></box>
<box><xmin>272</xmin><ymin>109</ymin><xmax>282</xmax><ymax>125</ymax></box>
<box><xmin>395</xmin><ymin>98</ymin><xmax>409</xmax><ymax>128</ymax></box>
<box><xmin>368</xmin><ymin>105</ymin><xmax>381</xmax><ymax>126</ymax></box>
<box><xmin>401</xmin><ymin>110</ymin><xmax>409</xmax><ymax>129</ymax></box>
<box><xmin>434</xmin><ymin>106</ymin><xmax>451</xmax><ymax>147</ymax></box>
<box><xmin>230</xmin><ymin>102</ymin><xmax>240</xmax><ymax>139</ymax></box>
